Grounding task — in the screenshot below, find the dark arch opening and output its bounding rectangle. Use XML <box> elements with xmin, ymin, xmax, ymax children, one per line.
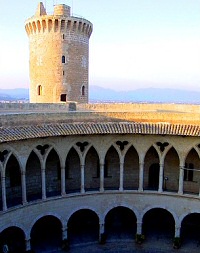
<box><xmin>31</xmin><ymin>215</ymin><xmax>62</xmax><ymax>252</ymax></box>
<box><xmin>105</xmin><ymin>206</ymin><xmax>137</xmax><ymax>241</ymax></box>
<box><xmin>68</xmin><ymin>209</ymin><xmax>99</xmax><ymax>245</ymax></box>
<box><xmin>65</xmin><ymin>148</ymin><xmax>81</xmax><ymax>193</ymax></box>
<box><xmin>181</xmin><ymin>213</ymin><xmax>200</xmax><ymax>246</ymax></box>
<box><xmin>164</xmin><ymin>147</ymin><xmax>179</xmax><ymax>192</ymax></box>
<box><xmin>0</xmin><ymin>226</ymin><xmax>25</xmax><ymax>253</ymax></box>
<box><xmin>85</xmin><ymin>146</ymin><xmax>100</xmax><ymax>191</ymax></box>
<box><xmin>81</xmin><ymin>86</ymin><xmax>85</xmax><ymax>96</ymax></box>
<box><xmin>148</xmin><ymin>163</ymin><xmax>159</xmax><ymax>190</ymax></box>
<box><xmin>142</xmin><ymin>208</ymin><xmax>175</xmax><ymax>242</ymax></box>
<box><xmin>6</xmin><ymin>154</ymin><xmax>22</xmax><ymax>208</ymax></box>
<box><xmin>46</xmin><ymin>149</ymin><xmax>61</xmax><ymax>197</ymax></box>
<box><xmin>26</xmin><ymin>151</ymin><xmax>42</xmax><ymax>202</ymax></box>
<box><xmin>104</xmin><ymin>146</ymin><xmax>120</xmax><ymax>190</ymax></box>
<box><xmin>144</xmin><ymin>146</ymin><xmax>159</xmax><ymax>190</ymax></box>
<box><xmin>184</xmin><ymin>148</ymin><xmax>200</xmax><ymax>195</ymax></box>
<box><xmin>124</xmin><ymin>146</ymin><xmax>139</xmax><ymax>190</ymax></box>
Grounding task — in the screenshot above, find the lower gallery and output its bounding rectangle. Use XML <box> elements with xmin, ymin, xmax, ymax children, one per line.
<box><xmin>1</xmin><ymin>103</ymin><xmax>200</xmax><ymax>252</ymax></box>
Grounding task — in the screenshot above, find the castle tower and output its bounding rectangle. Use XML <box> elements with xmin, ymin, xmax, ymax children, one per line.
<box><xmin>25</xmin><ymin>2</ymin><xmax>93</xmax><ymax>103</ymax></box>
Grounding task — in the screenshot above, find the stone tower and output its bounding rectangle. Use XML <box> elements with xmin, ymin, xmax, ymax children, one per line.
<box><xmin>25</xmin><ymin>2</ymin><xmax>92</xmax><ymax>103</ymax></box>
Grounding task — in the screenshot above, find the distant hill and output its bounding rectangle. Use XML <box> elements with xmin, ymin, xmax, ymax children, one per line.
<box><xmin>89</xmin><ymin>86</ymin><xmax>200</xmax><ymax>104</ymax></box>
<box><xmin>0</xmin><ymin>88</ymin><xmax>29</xmax><ymax>101</ymax></box>
<box><xmin>0</xmin><ymin>86</ymin><xmax>200</xmax><ymax>104</ymax></box>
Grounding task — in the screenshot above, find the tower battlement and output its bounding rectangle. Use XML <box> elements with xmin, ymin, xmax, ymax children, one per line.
<box><xmin>25</xmin><ymin>2</ymin><xmax>93</xmax><ymax>103</ymax></box>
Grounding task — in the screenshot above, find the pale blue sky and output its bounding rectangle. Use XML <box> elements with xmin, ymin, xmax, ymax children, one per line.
<box><xmin>0</xmin><ymin>0</ymin><xmax>200</xmax><ymax>91</ymax></box>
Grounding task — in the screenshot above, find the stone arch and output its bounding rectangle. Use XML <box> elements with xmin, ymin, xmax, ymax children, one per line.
<box><xmin>142</xmin><ymin>207</ymin><xmax>175</xmax><ymax>242</ymax></box>
<box><xmin>26</xmin><ymin>150</ymin><xmax>42</xmax><ymax>202</ymax></box>
<box><xmin>67</xmin><ymin>208</ymin><xmax>99</xmax><ymax>245</ymax></box>
<box><xmin>85</xmin><ymin>146</ymin><xmax>100</xmax><ymax>191</ymax></box>
<box><xmin>46</xmin><ymin>148</ymin><xmax>61</xmax><ymax>197</ymax></box>
<box><xmin>0</xmin><ymin>226</ymin><xmax>26</xmax><ymax>252</ymax></box>
<box><xmin>183</xmin><ymin>148</ymin><xmax>200</xmax><ymax>195</ymax></box>
<box><xmin>65</xmin><ymin>147</ymin><xmax>81</xmax><ymax>193</ymax></box>
<box><xmin>5</xmin><ymin>154</ymin><xmax>22</xmax><ymax>208</ymax></box>
<box><xmin>105</xmin><ymin>206</ymin><xmax>137</xmax><ymax>241</ymax></box>
<box><xmin>124</xmin><ymin>145</ymin><xmax>139</xmax><ymax>190</ymax></box>
<box><xmin>181</xmin><ymin>212</ymin><xmax>200</xmax><ymax>245</ymax></box>
<box><xmin>164</xmin><ymin>147</ymin><xmax>180</xmax><ymax>192</ymax></box>
<box><xmin>144</xmin><ymin>146</ymin><xmax>160</xmax><ymax>190</ymax></box>
<box><xmin>104</xmin><ymin>145</ymin><xmax>120</xmax><ymax>190</ymax></box>
<box><xmin>30</xmin><ymin>215</ymin><xmax>62</xmax><ymax>252</ymax></box>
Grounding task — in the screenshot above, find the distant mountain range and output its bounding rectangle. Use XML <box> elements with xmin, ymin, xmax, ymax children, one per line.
<box><xmin>0</xmin><ymin>86</ymin><xmax>200</xmax><ymax>104</ymax></box>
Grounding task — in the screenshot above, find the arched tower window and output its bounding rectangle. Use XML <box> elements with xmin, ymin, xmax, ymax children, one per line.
<box><xmin>38</xmin><ymin>85</ymin><xmax>42</xmax><ymax>96</ymax></box>
<box><xmin>81</xmin><ymin>85</ymin><xmax>85</xmax><ymax>96</ymax></box>
<box><xmin>62</xmin><ymin>55</ymin><xmax>65</xmax><ymax>64</ymax></box>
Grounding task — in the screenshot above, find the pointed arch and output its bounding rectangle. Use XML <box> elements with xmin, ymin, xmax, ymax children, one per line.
<box><xmin>26</xmin><ymin>150</ymin><xmax>42</xmax><ymax>202</ymax></box>
<box><xmin>164</xmin><ymin>147</ymin><xmax>180</xmax><ymax>192</ymax></box>
<box><xmin>85</xmin><ymin>146</ymin><xmax>100</xmax><ymax>191</ymax></box>
<box><xmin>144</xmin><ymin>146</ymin><xmax>159</xmax><ymax>190</ymax></box>
<box><xmin>104</xmin><ymin>145</ymin><xmax>120</xmax><ymax>190</ymax></box>
<box><xmin>65</xmin><ymin>147</ymin><xmax>81</xmax><ymax>193</ymax></box>
<box><xmin>5</xmin><ymin>154</ymin><xmax>22</xmax><ymax>208</ymax></box>
<box><xmin>124</xmin><ymin>145</ymin><xmax>139</xmax><ymax>190</ymax></box>
<box><xmin>183</xmin><ymin>148</ymin><xmax>200</xmax><ymax>195</ymax></box>
<box><xmin>46</xmin><ymin>148</ymin><xmax>61</xmax><ymax>197</ymax></box>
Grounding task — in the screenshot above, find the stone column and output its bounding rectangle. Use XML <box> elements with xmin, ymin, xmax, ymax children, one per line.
<box><xmin>138</xmin><ymin>162</ymin><xmax>144</xmax><ymax>192</ymax></box>
<box><xmin>119</xmin><ymin>162</ymin><xmax>124</xmax><ymax>192</ymax></box>
<box><xmin>178</xmin><ymin>166</ymin><xmax>184</xmax><ymax>195</ymax></box>
<box><xmin>175</xmin><ymin>225</ymin><xmax>181</xmax><ymax>237</ymax></box>
<box><xmin>136</xmin><ymin>221</ymin><xmax>142</xmax><ymax>234</ymax></box>
<box><xmin>61</xmin><ymin>165</ymin><xmax>66</xmax><ymax>196</ymax></box>
<box><xmin>100</xmin><ymin>163</ymin><xmax>104</xmax><ymax>192</ymax></box>
<box><xmin>158</xmin><ymin>163</ymin><xmax>164</xmax><ymax>193</ymax></box>
<box><xmin>81</xmin><ymin>164</ymin><xmax>85</xmax><ymax>193</ymax></box>
<box><xmin>25</xmin><ymin>237</ymin><xmax>31</xmax><ymax>252</ymax></box>
<box><xmin>21</xmin><ymin>171</ymin><xmax>27</xmax><ymax>204</ymax></box>
<box><xmin>62</xmin><ymin>225</ymin><xmax>68</xmax><ymax>240</ymax></box>
<box><xmin>1</xmin><ymin>176</ymin><xmax>7</xmax><ymax>211</ymax></box>
<box><xmin>41</xmin><ymin>163</ymin><xmax>46</xmax><ymax>200</ymax></box>
<box><xmin>99</xmin><ymin>222</ymin><xmax>105</xmax><ymax>243</ymax></box>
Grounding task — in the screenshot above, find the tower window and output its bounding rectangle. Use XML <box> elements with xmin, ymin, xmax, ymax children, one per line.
<box><xmin>38</xmin><ymin>85</ymin><xmax>42</xmax><ymax>96</ymax></box>
<box><xmin>60</xmin><ymin>94</ymin><xmax>67</xmax><ymax>102</ymax></box>
<box><xmin>81</xmin><ymin>85</ymin><xmax>85</xmax><ymax>96</ymax></box>
<box><xmin>62</xmin><ymin>55</ymin><xmax>65</xmax><ymax>64</ymax></box>
<box><xmin>63</xmin><ymin>34</ymin><xmax>65</xmax><ymax>39</ymax></box>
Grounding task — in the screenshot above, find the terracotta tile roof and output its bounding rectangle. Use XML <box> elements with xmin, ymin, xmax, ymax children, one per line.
<box><xmin>0</xmin><ymin>122</ymin><xmax>200</xmax><ymax>143</ymax></box>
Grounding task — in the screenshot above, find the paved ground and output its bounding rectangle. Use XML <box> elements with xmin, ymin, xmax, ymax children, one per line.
<box><xmin>42</xmin><ymin>238</ymin><xmax>200</xmax><ymax>253</ymax></box>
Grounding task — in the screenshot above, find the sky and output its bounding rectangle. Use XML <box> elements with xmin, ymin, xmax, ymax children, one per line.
<box><xmin>1</xmin><ymin>0</ymin><xmax>200</xmax><ymax>91</ymax></box>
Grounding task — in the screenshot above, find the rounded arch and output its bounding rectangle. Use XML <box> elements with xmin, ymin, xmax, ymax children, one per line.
<box><xmin>26</xmin><ymin>150</ymin><xmax>42</xmax><ymax>202</ymax></box>
<box><xmin>105</xmin><ymin>206</ymin><xmax>137</xmax><ymax>241</ymax></box>
<box><xmin>46</xmin><ymin>148</ymin><xmax>61</xmax><ymax>197</ymax></box>
<box><xmin>142</xmin><ymin>207</ymin><xmax>175</xmax><ymax>240</ymax></box>
<box><xmin>181</xmin><ymin>212</ymin><xmax>200</xmax><ymax>245</ymax></box>
<box><xmin>85</xmin><ymin>146</ymin><xmax>100</xmax><ymax>191</ymax></box>
<box><xmin>65</xmin><ymin>147</ymin><xmax>81</xmax><ymax>193</ymax></box>
<box><xmin>67</xmin><ymin>208</ymin><xmax>99</xmax><ymax>245</ymax></box>
<box><xmin>104</xmin><ymin>145</ymin><xmax>120</xmax><ymax>190</ymax></box>
<box><xmin>164</xmin><ymin>146</ymin><xmax>180</xmax><ymax>192</ymax></box>
<box><xmin>0</xmin><ymin>226</ymin><xmax>26</xmax><ymax>252</ymax></box>
<box><xmin>81</xmin><ymin>85</ymin><xmax>85</xmax><ymax>96</ymax></box>
<box><xmin>30</xmin><ymin>215</ymin><xmax>62</xmax><ymax>252</ymax></box>
<box><xmin>124</xmin><ymin>145</ymin><xmax>139</xmax><ymax>190</ymax></box>
<box><xmin>144</xmin><ymin>146</ymin><xmax>160</xmax><ymax>190</ymax></box>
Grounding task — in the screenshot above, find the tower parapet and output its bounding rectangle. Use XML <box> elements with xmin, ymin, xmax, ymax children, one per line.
<box><xmin>25</xmin><ymin>2</ymin><xmax>93</xmax><ymax>103</ymax></box>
